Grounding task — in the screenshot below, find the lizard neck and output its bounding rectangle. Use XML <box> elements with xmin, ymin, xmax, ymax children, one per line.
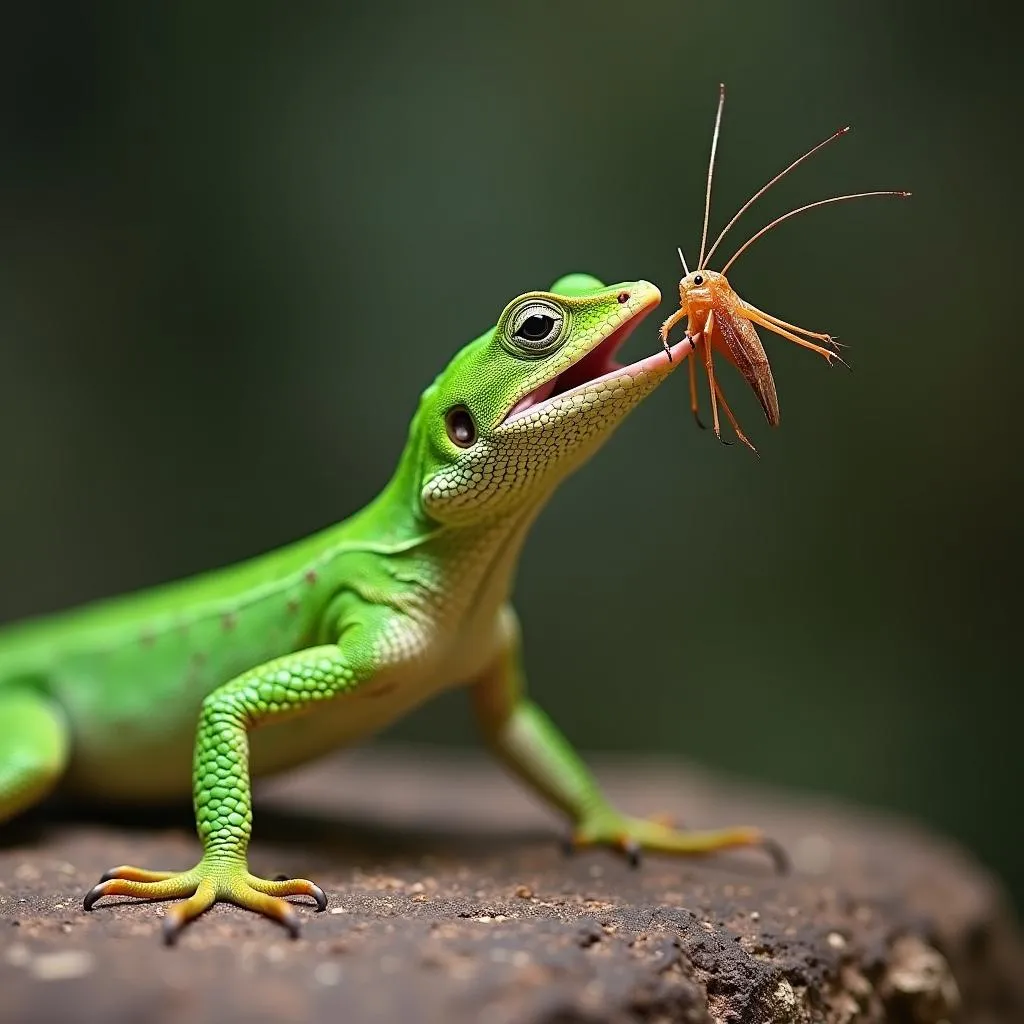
<box><xmin>344</xmin><ymin>416</ymin><xmax>557</xmax><ymax>628</ymax></box>
<box><xmin>421</xmin><ymin>498</ymin><xmax>548</xmax><ymax>617</ymax></box>
<box><xmin>343</xmin><ymin>415</ymin><xmax>436</xmax><ymax>549</ymax></box>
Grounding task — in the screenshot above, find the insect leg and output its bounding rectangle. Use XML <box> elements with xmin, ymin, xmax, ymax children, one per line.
<box><xmin>658</xmin><ymin>308</ymin><xmax>689</xmax><ymax>356</ymax></box>
<box><xmin>700</xmin><ymin>311</ymin><xmax>731</xmax><ymax>443</ymax></box>
<box><xmin>713</xmin><ymin>378</ymin><xmax>757</xmax><ymax>455</ymax></box>
<box><xmin>688</xmin><ymin>349</ymin><xmax>705</xmax><ymax>429</ymax></box>
<box><xmin>740</xmin><ymin>307</ymin><xmax>848</xmax><ymax>367</ymax></box>
<box><xmin>740</xmin><ymin>301</ymin><xmax>840</xmax><ymax>349</ymax></box>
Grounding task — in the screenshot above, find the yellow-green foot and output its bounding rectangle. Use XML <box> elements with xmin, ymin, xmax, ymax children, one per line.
<box><xmin>84</xmin><ymin>859</ymin><xmax>327</xmax><ymax>943</ymax></box>
<box><xmin>566</xmin><ymin>812</ymin><xmax>788</xmax><ymax>874</ymax></box>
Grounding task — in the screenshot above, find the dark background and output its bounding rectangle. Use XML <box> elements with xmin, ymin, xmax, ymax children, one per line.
<box><xmin>2</xmin><ymin>4</ymin><xmax>1021</xmax><ymax>906</ymax></box>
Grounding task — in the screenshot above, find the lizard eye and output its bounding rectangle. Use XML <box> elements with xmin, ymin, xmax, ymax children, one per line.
<box><xmin>503</xmin><ymin>299</ymin><xmax>567</xmax><ymax>358</ymax></box>
<box><xmin>445</xmin><ymin>406</ymin><xmax>477</xmax><ymax>448</ymax></box>
<box><xmin>517</xmin><ymin>314</ymin><xmax>555</xmax><ymax>342</ymax></box>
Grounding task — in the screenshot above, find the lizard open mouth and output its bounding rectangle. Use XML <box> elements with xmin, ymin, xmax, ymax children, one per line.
<box><xmin>502</xmin><ymin>292</ymin><xmax>691</xmax><ymax>424</ymax></box>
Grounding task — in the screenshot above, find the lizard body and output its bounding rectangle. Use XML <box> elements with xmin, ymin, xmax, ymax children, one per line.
<box><xmin>0</xmin><ymin>274</ymin><xmax>773</xmax><ymax>941</ymax></box>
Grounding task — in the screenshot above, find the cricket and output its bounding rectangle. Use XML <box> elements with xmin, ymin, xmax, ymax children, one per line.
<box><xmin>660</xmin><ymin>85</ymin><xmax>911</xmax><ymax>453</ymax></box>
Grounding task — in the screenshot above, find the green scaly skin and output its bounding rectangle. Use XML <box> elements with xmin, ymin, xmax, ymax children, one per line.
<box><xmin>0</xmin><ymin>274</ymin><xmax>781</xmax><ymax>943</ymax></box>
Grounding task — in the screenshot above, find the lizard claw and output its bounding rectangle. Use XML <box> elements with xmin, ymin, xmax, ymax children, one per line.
<box><xmin>760</xmin><ymin>836</ymin><xmax>791</xmax><ymax>875</ymax></box>
<box><xmin>619</xmin><ymin>837</ymin><xmax>642</xmax><ymax>869</ymax></box>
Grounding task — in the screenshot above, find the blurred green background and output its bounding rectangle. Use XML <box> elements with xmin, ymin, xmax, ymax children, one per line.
<box><xmin>2</xmin><ymin>4</ymin><xmax>1021</xmax><ymax>906</ymax></box>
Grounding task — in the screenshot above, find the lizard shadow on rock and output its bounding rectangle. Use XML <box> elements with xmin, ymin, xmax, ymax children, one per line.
<box><xmin>1</xmin><ymin>795</ymin><xmax>556</xmax><ymax>871</ymax></box>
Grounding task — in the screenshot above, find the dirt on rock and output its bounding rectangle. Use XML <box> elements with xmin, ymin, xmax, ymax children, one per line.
<box><xmin>1</xmin><ymin>746</ymin><xmax>1021</xmax><ymax>1024</ymax></box>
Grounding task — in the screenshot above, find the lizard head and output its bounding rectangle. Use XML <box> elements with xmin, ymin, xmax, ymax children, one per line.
<box><xmin>415</xmin><ymin>274</ymin><xmax>693</xmax><ymax>525</ymax></box>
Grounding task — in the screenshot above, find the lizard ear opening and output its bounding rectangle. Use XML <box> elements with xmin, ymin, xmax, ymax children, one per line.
<box><xmin>445</xmin><ymin>406</ymin><xmax>477</xmax><ymax>448</ymax></box>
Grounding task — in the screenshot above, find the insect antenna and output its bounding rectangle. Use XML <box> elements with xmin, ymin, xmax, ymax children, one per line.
<box><xmin>697</xmin><ymin>83</ymin><xmax>726</xmax><ymax>271</ymax></box>
<box><xmin>720</xmin><ymin>191</ymin><xmax>911</xmax><ymax>275</ymax></box>
<box><xmin>701</xmin><ymin>126</ymin><xmax>851</xmax><ymax>269</ymax></box>
<box><xmin>676</xmin><ymin>246</ymin><xmax>690</xmax><ymax>276</ymax></box>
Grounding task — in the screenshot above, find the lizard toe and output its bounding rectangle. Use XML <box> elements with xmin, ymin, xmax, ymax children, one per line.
<box><xmin>84</xmin><ymin>870</ymin><xmax>198</xmax><ymax>911</ymax></box>
<box><xmin>162</xmin><ymin>878</ymin><xmax>217</xmax><ymax>945</ymax></box>
<box><xmin>98</xmin><ymin>864</ymin><xmax>177</xmax><ymax>883</ymax></box>
<box><xmin>246</xmin><ymin>873</ymin><xmax>328</xmax><ymax>912</ymax></box>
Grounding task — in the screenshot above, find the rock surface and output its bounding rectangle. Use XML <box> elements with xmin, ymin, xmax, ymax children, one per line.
<box><xmin>1</xmin><ymin>746</ymin><xmax>1021</xmax><ymax>1023</ymax></box>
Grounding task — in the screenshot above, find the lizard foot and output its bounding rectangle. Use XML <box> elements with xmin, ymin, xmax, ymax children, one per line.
<box><xmin>84</xmin><ymin>859</ymin><xmax>327</xmax><ymax>943</ymax></box>
<box><xmin>567</xmin><ymin>811</ymin><xmax>788</xmax><ymax>874</ymax></box>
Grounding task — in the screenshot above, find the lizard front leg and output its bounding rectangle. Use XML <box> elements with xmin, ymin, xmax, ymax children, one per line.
<box><xmin>472</xmin><ymin>606</ymin><xmax>785</xmax><ymax>871</ymax></box>
<box><xmin>84</xmin><ymin>636</ymin><xmax>373</xmax><ymax>943</ymax></box>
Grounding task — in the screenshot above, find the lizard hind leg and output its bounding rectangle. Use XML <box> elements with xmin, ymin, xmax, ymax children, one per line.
<box><xmin>0</xmin><ymin>687</ymin><xmax>69</xmax><ymax>825</ymax></box>
<box><xmin>471</xmin><ymin>607</ymin><xmax>787</xmax><ymax>877</ymax></box>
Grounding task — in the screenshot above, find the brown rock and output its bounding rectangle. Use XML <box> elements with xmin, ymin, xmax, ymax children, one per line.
<box><xmin>1</xmin><ymin>747</ymin><xmax>1020</xmax><ymax>1023</ymax></box>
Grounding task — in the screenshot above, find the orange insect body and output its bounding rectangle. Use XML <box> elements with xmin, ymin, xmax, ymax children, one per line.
<box><xmin>662</xmin><ymin>85</ymin><xmax>910</xmax><ymax>453</ymax></box>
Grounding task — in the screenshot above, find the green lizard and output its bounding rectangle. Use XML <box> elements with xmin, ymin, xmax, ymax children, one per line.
<box><xmin>0</xmin><ymin>274</ymin><xmax>779</xmax><ymax>943</ymax></box>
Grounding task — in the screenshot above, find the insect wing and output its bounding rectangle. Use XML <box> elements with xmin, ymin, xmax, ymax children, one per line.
<box><xmin>713</xmin><ymin>311</ymin><xmax>780</xmax><ymax>426</ymax></box>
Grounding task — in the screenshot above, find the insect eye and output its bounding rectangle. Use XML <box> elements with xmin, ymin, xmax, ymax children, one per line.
<box><xmin>504</xmin><ymin>299</ymin><xmax>567</xmax><ymax>358</ymax></box>
<box><xmin>693</xmin><ymin>274</ymin><xmax>704</xmax><ymax>285</ymax></box>
<box><xmin>445</xmin><ymin>406</ymin><xmax>477</xmax><ymax>448</ymax></box>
